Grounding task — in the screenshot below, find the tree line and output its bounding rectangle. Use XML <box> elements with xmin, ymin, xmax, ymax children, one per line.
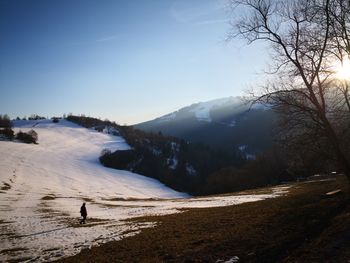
<box><xmin>0</xmin><ymin>114</ymin><xmax>38</xmax><ymax>144</ymax></box>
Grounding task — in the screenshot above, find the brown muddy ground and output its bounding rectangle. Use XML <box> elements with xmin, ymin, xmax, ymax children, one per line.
<box><xmin>57</xmin><ymin>176</ymin><xmax>350</xmax><ymax>263</ymax></box>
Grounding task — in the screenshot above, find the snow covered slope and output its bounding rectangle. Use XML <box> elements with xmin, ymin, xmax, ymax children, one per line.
<box><xmin>136</xmin><ymin>96</ymin><xmax>276</xmax><ymax>154</ymax></box>
<box><xmin>156</xmin><ymin>96</ymin><xmax>245</xmax><ymax>123</ymax></box>
<box><xmin>0</xmin><ymin>119</ymin><xmax>186</xmax><ymax>260</ymax></box>
<box><xmin>2</xmin><ymin>119</ymin><xmax>186</xmax><ymax>199</ymax></box>
<box><xmin>188</xmin><ymin>97</ymin><xmax>243</xmax><ymax>122</ymax></box>
<box><xmin>0</xmin><ymin>119</ymin><xmax>288</xmax><ymax>262</ymax></box>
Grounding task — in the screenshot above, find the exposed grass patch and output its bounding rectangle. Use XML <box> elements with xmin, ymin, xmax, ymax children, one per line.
<box><xmin>36</xmin><ymin>206</ymin><xmax>70</xmax><ymax>220</ymax></box>
<box><xmin>82</xmin><ymin>197</ymin><xmax>94</xmax><ymax>202</ymax></box>
<box><xmin>1</xmin><ymin>182</ymin><xmax>11</xmax><ymax>191</ymax></box>
<box><xmin>0</xmin><ymin>232</ymin><xmax>16</xmax><ymax>238</ymax></box>
<box><xmin>0</xmin><ymin>247</ymin><xmax>28</xmax><ymax>254</ymax></box>
<box><xmin>0</xmin><ymin>219</ymin><xmax>14</xmax><ymax>225</ymax></box>
<box><xmin>7</xmin><ymin>257</ymin><xmax>33</xmax><ymax>263</ymax></box>
<box><xmin>207</xmin><ymin>185</ymin><xmax>280</xmax><ymax>197</ymax></box>
<box><xmin>284</xmin><ymin>203</ymin><xmax>350</xmax><ymax>261</ymax></box>
<box><xmin>101</xmin><ymin>197</ymin><xmax>163</xmax><ymax>202</ymax></box>
<box><xmin>56</xmin><ymin>176</ymin><xmax>350</xmax><ymax>263</ymax></box>
<box><xmin>41</xmin><ymin>194</ymin><xmax>56</xmax><ymax>200</ymax></box>
<box><xmin>63</xmin><ymin>217</ymin><xmax>112</xmax><ymax>228</ymax></box>
<box><xmin>96</xmin><ymin>202</ymin><xmax>156</xmax><ymax>208</ymax></box>
<box><xmin>43</xmin><ymin>247</ymin><xmax>62</xmax><ymax>252</ymax></box>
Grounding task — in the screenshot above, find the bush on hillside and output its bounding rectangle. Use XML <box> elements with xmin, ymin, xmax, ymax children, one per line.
<box><xmin>0</xmin><ymin>128</ymin><xmax>14</xmax><ymax>140</ymax></box>
<box><xmin>28</xmin><ymin>114</ymin><xmax>45</xmax><ymax>120</ymax></box>
<box><xmin>0</xmin><ymin>114</ymin><xmax>11</xmax><ymax>128</ymax></box>
<box><xmin>52</xmin><ymin>117</ymin><xmax>60</xmax><ymax>123</ymax></box>
<box><xmin>0</xmin><ymin>115</ymin><xmax>14</xmax><ymax>140</ymax></box>
<box><xmin>100</xmin><ymin>149</ymin><xmax>137</xmax><ymax>170</ymax></box>
<box><xmin>100</xmin><ymin>148</ymin><xmax>112</xmax><ymax>157</ymax></box>
<box><xmin>16</xmin><ymin>130</ymin><xmax>38</xmax><ymax>144</ymax></box>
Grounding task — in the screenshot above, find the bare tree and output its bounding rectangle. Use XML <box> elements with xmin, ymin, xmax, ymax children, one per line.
<box><xmin>329</xmin><ymin>0</ymin><xmax>350</xmax><ymax>59</ymax></box>
<box><xmin>229</xmin><ymin>0</ymin><xmax>350</xmax><ymax>179</ymax></box>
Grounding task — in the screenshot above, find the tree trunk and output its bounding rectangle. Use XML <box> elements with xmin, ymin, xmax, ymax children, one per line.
<box><xmin>322</xmin><ymin>115</ymin><xmax>350</xmax><ymax>180</ymax></box>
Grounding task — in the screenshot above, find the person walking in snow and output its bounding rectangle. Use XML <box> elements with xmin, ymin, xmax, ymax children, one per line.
<box><xmin>80</xmin><ymin>203</ymin><xmax>87</xmax><ymax>224</ymax></box>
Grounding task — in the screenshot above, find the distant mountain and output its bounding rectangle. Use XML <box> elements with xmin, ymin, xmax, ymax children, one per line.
<box><xmin>135</xmin><ymin>97</ymin><xmax>278</xmax><ymax>158</ymax></box>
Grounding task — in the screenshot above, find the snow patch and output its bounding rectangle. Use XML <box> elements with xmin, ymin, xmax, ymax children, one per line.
<box><xmin>189</xmin><ymin>97</ymin><xmax>236</xmax><ymax>122</ymax></box>
<box><xmin>216</xmin><ymin>256</ymin><xmax>240</xmax><ymax>263</ymax></box>
<box><xmin>228</xmin><ymin>120</ymin><xmax>236</xmax><ymax>127</ymax></box>
<box><xmin>170</xmin><ymin>141</ymin><xmax>179</xmax><ymax>151</ymax></box>
<box><xmin>102</xmin><ymin>126</ymin><xmax>119</xmax><ymax>135</ymax></box>
<box><xmin>151</xmin><ymin>147</ymin><xmax>162</xmax><ymax>156</ymax></box>
<box><xmin>167</xmin><ymin>157</ymin><xmax>178</xmax><ymax>170</ymax></box>
<box><xmin>157</xmin><ymin>112</ymin><xmax>177</xmax><ymax>122</ymax></box>
<box><xmin>238</xmin><ymin>145</ymin><xmax>256</xmax><ymax>160</ymax></box>
<box><xmin>186</xmin><ymin>163</ymin><xmax>197</xmax><ymax>176</ymax></box>
<box><xmin>238</xmin><ymin>145</ymin><xmax>248</xmax><ymax>152</ymax></box>
<box><xmin>246</xmin><ymin>154</ymin><xmax>256</xmax><ymax>160</ymax></box>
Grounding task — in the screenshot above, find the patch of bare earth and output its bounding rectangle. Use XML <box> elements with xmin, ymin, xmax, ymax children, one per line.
<box><xmin>1</xmin><ymin>182</ymin><xmax>11</xmax><ymax>191</ymax></box>
<box><xmin>55</xmin><ymin>176</ymin><xmax>350</xmax><ymax>263</ymax></box>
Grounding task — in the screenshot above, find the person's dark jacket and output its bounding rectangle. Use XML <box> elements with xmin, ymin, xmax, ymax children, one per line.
<box><xmin>80</xmin><ymin>204</ymin><xmax>87</xmax><ymax>217</ymax></box>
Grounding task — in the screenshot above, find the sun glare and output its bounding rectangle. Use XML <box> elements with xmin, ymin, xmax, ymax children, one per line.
<box><xmin>335</xmin><ymin>57</ymin><xmax>350</xmax><ymax>80</ymax></box>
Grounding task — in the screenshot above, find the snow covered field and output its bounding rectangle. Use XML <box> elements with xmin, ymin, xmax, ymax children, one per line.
<box><xmin>0</xmin><ymin>120</ymin><xmax>289</xmax><ymax>262</ymax></box>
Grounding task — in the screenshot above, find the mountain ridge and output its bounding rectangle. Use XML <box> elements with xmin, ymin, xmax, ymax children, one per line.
<box><xmin>135</xmin><ymin>96</ymin><xmax>277</xmax><ymax>157</ymax></box>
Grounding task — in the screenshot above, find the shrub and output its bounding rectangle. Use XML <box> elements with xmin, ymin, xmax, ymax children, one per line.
<box><xmin>0</xmin><ymin>114</ymin><xmax>11</xmax><ymax>128</ymax></box>
<box><xmin>28</xmin><ymin>114</ymin><xmax>45</xmax><ymax>120</ymax></box>
<box><xmin>99</xmin><ymin>149</ymin><xmax>137</xmax><ymax>170</ymax></box>
<box><xmin>100</xmin><ymin>148</ymin><xmax>112</xmax><ymax>157</ymax></box>
<box><xmin>52</xmin><ymin>117</ymin><xmax>60</xmax><ymax>123</ymax></box>
<box><xmin>0</xmin><ymin>128</ymin><xmax>14</xmax><ymax>140</ymax></box>
<box><xmin>16</xmin><ymin>130</ymin><xmax>38</xmax><ymax>144</ymax></box>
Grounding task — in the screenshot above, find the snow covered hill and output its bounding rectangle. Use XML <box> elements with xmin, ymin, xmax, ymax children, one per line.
<box><xmin>0</xmin><ymin>119</ymin><xmax>288</xmax><ymax>262</ymax></box>
<box><xmin>136</xmin><ymin>96</ymin><xmax>277</xmax><ymax>156</ymax></box>
<box><xmin>155</xmin><ymin>97</ymin><xmax>246</xmax><ymax>123</ymax></box>
<box><xmin>2</xmin><ymin>119</ymin><xmax>186</xmax><ymax>199</ymax></box>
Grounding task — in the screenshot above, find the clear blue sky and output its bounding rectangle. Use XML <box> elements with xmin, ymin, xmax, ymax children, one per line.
<box><xmin>0</xmin><ymin>0</ymin><xmax>268</xmax><ymax>125</ymax></box>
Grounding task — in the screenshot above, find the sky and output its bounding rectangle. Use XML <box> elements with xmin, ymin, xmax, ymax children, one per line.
<box><xmin>0</xmin><ymin>0</ymin><xmax>268</xmax><ymax>125</ymax></box>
